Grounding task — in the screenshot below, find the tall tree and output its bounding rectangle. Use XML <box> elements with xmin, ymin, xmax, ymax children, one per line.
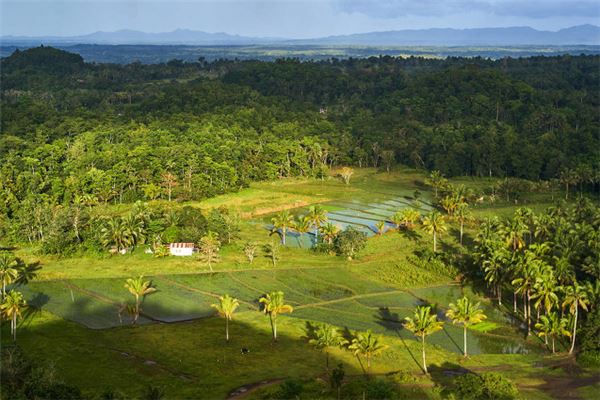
<box><xmin>270</xmin><ymin>210</ymin><xmax>295</xmax><ymax>246</ymax></box>
<box><xmin>307</xmin><ymin>205</ymin><xmax>328</xmax><ymax>243</ymax></box>
<box><xmin>404</xmin><ymin>306</ymin><xmax>444</xmax><ymax>374</ymax></box>
<box><xmin>562</xmin><ymin>282</ymin><xmax>590</xmax><ymax>354</ymax></box>
<box><xmin>348</xmin><ymin>330</ymin><xmax>387</xmax><ymax>372</ymax></box>
<box><xmin>0</xmin><ymin>252</ymin><xmax>18</xmax><ymax>298</ymax></box>
<box><xmin>259</xmin><ymin>291</ymin><xmax>293</xmax><ymax>341</ymax></box>
<box><xmin>211</xmin><ymin>294</ymin><xmax>240</xmax><ymax>342</ymax></box>
<box><xmin>309</xmin><ymin>324</ymin><xmax>348</xmax><ymax>369</ymax></box>
<box><xmin>535</xmin><ymin>312</ymin><xmax>570</xmax><ymax>353</ymax></box>
<box><xmin>1</xmin><ymin>290</ymin><xmax>27</xmax><ymax>341</ymax></box>
<box><xmin>446</xmin><ymin>297</ymin><xmax>487</xmax><ymax>357</ymax></box>
<box><xmin>198</xmin><ymin>232</ymin><xmax>220</xmax><ymax>272</ymax></box>
<box><xmin>421</xmin><ymin>211</ymin><xmax>447</xmax><ymax>252</ymax></box>
<box><xmin>124</xmin><ymin>276</ymin><xmax>156</xmax><ymax>325</ymax></box>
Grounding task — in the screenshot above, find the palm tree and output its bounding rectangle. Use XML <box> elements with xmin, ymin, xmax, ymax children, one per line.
<box><xmin>259</xmin><ymin>291</ymin><xmax>293</xmax><ymax>341</ymax></box>
<box><xmin>502</xmin><ymin>217</ymin><xmax>528</xmax><ymax>252</ymax></box>
<box><xmin>101</xmin><ymin>217</ymin><xmax>131</xmax><ymax>253</ymax></box>
<box><xmin>454</xmin><ymin>202</ymin><xmax>471</xmax><ymax>245</ymax></box>
<box><xmin>309</xmin><ymin>324</ymin><xmax>348</xmax><ymax>369</ymax></box>
<box><xmin>440</xmin><ymin>195</ymin><xmax>459</xmax><ymax>216</ymax></box>
<box><xmin>348</xmin><ymin>330</ymin><xmax>387</xmax><ymax>372</ymax></box>
<box><xmin>375</xmin><ymin>220</ymin><xmax>386</xmax><ymax>236</ymax></box>
<box><xmin>0</xmin><ymin>252</ymin><xmax>18</xmax><ymax>298</ymax></box>
<box><xmin>294</xmin><ymin>215</ymin><xmax>312</xmax><ymax>235</ymax></box>
<box><xmin>426</xmin><ymin>170</ymin><xmax>447</xmax><ymax>199</ymax></box>
<box><xmin>307</xmin><ymin>205</ymin><xmax>328</xmax><ymax>243</ymax></box>
<box><xmin>532</xmin><ymin>269</ymin><xmax>559</xmax><ymax>317</ymax></box>
<box><xmin>320</xmin><ymin>223</ymin><xmax>340</xmax><ymax>245</ymax></box>
<box><xmin>243</xmin><ymin>242</ymin><xmax>257</xmax><ymax>264</ymax></box>
<box><xmin>124</xmin><ymin>276</ymin><xmax>156</xmax><ymax>324</ymax></box>
<box><xmin>198</xmin><ymin>232</ymin><xmax>220</xmax><ymax>272</ymax></box>
<box><xmin>270</xmin><ymin>211</ymin><xmax>295</xmax><ymax>245</ymax></box>
<box><xmin>421</xmin><ymin>211</ymin><xmax>447</xmax><ymax>252</ymax></box>
<box><xmin>446</xmin><ymin>297</ymin><xmax>487</xmax><ymax>357</ymax></box>
<box><xmin>1</xmin><ymin>290</ymin><xmax>27</xmax><ymax>341</ymax></box>
<box><xmin>512</xmin><ymin>255</ymin><xmax>540</xmax><ymax>335</ymax></box>
<box><xmin>483</xmin><ymin>246</ymin><xmax>509</xmax><ymax>306</ymax></box>
<box><xmin>391</xmin><ymin>209</ymin><xmax>421</xmax><ymax>231</ymax></box>
<box><xmin>338</xmin><ymin>167</ymin><xmax>354</xmax><ymax>185</ymax></box>
<box><xmin>535</xmin><ymin>312</ymin><xmax>570</xmax><ymax>353</ymax></box>
<box><xmin>211</xmin><ymin>294</ymin><xmax>240</xmax><ymax>342</ymax></box>
<box><xmin>404</xmin><ymin>306</ymin><xmax>444</xmax><ymax>374</ymax></box>
<box><xmin>562</xmin><ymin>282</ymin><xmax>590</xmax><ymax>354</ymax></box>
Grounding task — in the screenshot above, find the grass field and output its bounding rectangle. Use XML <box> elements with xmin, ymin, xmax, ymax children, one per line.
<box><xmin>3</xmin><ymin>168</ymin><xmax>598</xmax><ymax>399</ymax></box>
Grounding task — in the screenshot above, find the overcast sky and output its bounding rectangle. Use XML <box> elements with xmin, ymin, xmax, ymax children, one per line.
<box><xmin>1</xmin><ymin>0</ymin><xmax>599</xmax><ymax>38</ymax></box>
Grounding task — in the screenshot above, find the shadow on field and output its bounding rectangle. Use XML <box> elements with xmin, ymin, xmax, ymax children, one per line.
<box><xmin>10</xmin><ymin>305</ymin><xmax>367</xmax><ymax>399</ymax></box>
<box><xmin>428</xmin><ymin>361</ymin><xmax>474</xmax><ymax>396</ymax></box>
<box><xmin>399</xmin><ymin>228</ymin><xmax>421</xmax><ymax>242</ymax></box>
<box><xmin>376</xmin><ymin>308</ymin><xmax>426</xmax><ymax>374</ymax></box>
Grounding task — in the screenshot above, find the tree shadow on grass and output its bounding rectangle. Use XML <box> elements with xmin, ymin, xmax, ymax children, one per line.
<box><xmin>399</xmin><ymin>228</ymin><xmax>421</xmax><ymax>242</ymax></box>
<box><xmin>375</xmin><ymin>307</ymin><xmax>425</xmax><ymax>374</ymax></box>
<box><xmin>427</xmin><ymin>361</ymin><xmax>474</xmax><ymax>396</ymax></box>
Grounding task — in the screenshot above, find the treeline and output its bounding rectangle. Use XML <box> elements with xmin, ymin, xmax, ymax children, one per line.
<box><xmin>1</xmin><ymin>48</ymin><xmax>599</xmax><ymax>244</ymax></box>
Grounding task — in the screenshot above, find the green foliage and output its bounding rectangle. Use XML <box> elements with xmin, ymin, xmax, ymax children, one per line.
<box><xmin>450</xmin><ymin>372</ymin><xmax>518</xmax><ymax>400</ymax></box>
<box><xmin>333</xmin><ymin>226</ymin><xmax>367</xmax><ymax>260</ymax></box>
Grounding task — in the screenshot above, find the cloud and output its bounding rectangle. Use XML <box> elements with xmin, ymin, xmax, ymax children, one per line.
<box><xmin>335</xmin><ymin>0</ymin><xmax>600</xmax><ymax>20</ymax></box>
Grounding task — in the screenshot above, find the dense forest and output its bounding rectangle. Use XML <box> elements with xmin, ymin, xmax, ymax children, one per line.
<box><xmin>0</xmin><ymin>47</ymin><xmax>599</xmax><ymax>247</ymax></box>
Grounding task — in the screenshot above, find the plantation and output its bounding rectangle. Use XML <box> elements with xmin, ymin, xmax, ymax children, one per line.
<box><xmin>2</xmin><ymin>169</ymin><xmax>599</xmax><ymax>399</ymax></box>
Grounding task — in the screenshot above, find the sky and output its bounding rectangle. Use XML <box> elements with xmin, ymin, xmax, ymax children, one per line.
<box><xmin>1</xmin><ymin>0</ymin><xmax>599</xmax><ymax>38</ymax></box>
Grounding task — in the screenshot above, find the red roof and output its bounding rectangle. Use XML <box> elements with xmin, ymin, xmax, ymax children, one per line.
<box><xmin>169</xmin><ymin>243</ymin><xmax>195</xmax><ymax>249</ymax></box>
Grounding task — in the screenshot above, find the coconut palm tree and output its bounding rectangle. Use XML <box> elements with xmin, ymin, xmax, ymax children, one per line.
<box><xmin>320</xmin><ymin>223</ymin><xmax>340</xmax><ymax>245</ymax></box>
<box><xmin>294</xmin><ymin>215</ymin><xmax>312</xmax><ymax>235</ymax></box>
<box><xmin>454</xmin><ymin>202</ymin><xmax>471</xmax><ymax>245</ymax></box>
<box><xmin>270</xmin><ymin>211</ymin><xmax>295</xmax><ymax>246</ymax></box>
<box><xmin>502</xmin><ymin>217</ymin><xmax>528</xmax><ymax>252</ymax></box>
<box><xmin>375</xmin><ymin>220</ymin><xmax>386</xmax><ymax>236</ymax></box>
<box><xmin>1</xmin><ymin>290</ymin><xmax>27</xmax><ymax>341</ymax></box>
<box><xmin>535</xmin><ymin>312</ymin><xmax>570</xmax><ymax>353</ymax></box>
<box><xmin>101</xmin><ymin>217</ymin><xmax>131</xmax><ymax>253</ymax></box>
<box><xmin>124</xmin><ymin>276</ymin><xmax>156</xmax><ymax>324</ymax></box>
<box><xmin>446</xmin><ymin>297</ymin><xmax>487</xmax><ymax>357</ymax></box>
<box><xmin>307</xmin><ymin>205</ymin><xmax>328</xmax><ymax>243</ymax></box>
<box><xmin>259</xmin><ymin>291</ymin><xmax>293</xmax><ymax>341</ymax></box>
<box><xmin>309</xmin><ymin>324</ymin><xmax>348</xmax><ymax>369</ymax></box>
<box><xmin>440</xmin><ymin>195</ymin><xmax>459</xmax><ymax>216</ymax></box>
<box><xmin>532</xmin><ymin>268</ymin><xmax>559</xmax><ymax>317</ymax></box>
<box><xmin>211</xmin><ymin>294</ymin><xmax>240</xmax><ymax>342</ymax></box>
<box><xmin>512</xmin><ymin>255</ymin><xmax>540</xmax><ymax>335</ymax></box>
<box><xmin>404</xmin><ymin>306</ymin><xmax>444</xmax><ymax>374</ymax></box>
<box><xmin>426</xmin><ymin>170</ymin><xmax>447</xmax><ymax>199</ymax></box>
<box><xmin>348</xmin><ymin>330</ymin><xmax>387</xmax><ymax>372</ymax></box>
<box><xmin>421</xmin><ymin>211</ymin><xmax>447</xmax><ymax>252</ymax></box>
<box><xmin>483</xmin><ymin>246</ymin><xmax>509</xmax><ymax>306</ymax></box>
<box><xmin>0</xmin><ymin>252</ymin><xmax>18</xmax><ymax>298</ymax></box>
<box><xmin>562</xmin><ymin>282</ymin><xmax>590</xmax><ymax>354</ymax></box>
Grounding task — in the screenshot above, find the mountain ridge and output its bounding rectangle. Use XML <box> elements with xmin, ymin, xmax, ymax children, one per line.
<box><xmin>2</xmin><ymin>25</ymin><xmax>599</xmax><ymax>46</ymax></box>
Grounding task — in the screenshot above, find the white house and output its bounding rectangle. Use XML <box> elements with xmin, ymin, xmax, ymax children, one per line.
<box><xmin>169</xmin><ymin>243</ymin><xmax>195</xmax><ymax>256</ymax></box>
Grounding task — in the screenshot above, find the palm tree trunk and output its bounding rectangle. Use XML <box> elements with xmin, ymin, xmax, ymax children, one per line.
<box><xmin>460</xmin><ymin>221</ymin><xmax>464</xmax><ymax>245</ymax></box>
<box><xmin>12</xmin><ymin>313</ymin><xmax>16</xmax><ymax>341</ymax></box>
<box><xmin>226</xmin><ymin>318</ymin><xmax>229</xmax><ymax>342</ymax></box>
<box><xmin>463</xmin><ymin>326</ymin><xmax>468</xmax><ymax>357</ymax></box>
<box><xmin>134</xmin><ymin>294</ymin><xmax>140</xmax><ymax>324</ymax></box>
<box><xmin>527</xmin><ymin>291</ymin><xmax>532</xmax><ymax>336</ymax></box>
<box><xmin>497</xmin><ymin>285</ymin><xmax>502</xmax><ymax>306</ymax></box>
<box><xmin>326</xmin><ymin>350</ymin><xmax>329</xmax><ymax>370</ymax></box>
<box><xmin>433</xmin><ymin>232</ymin><xmax>437</xmax><ymax>252</ymax></box>
<box><xmin>282</xmin><ymin>229</ymin><xmax>286</xmax><ymax>246</ymax></box>
<box><xmin>569</xmin><ymin>307</ymin><xmax>577</xmax><ymax>354</ymax></box>
<box><xmin>422</xmin><ymin>336</ymin><xmax>427</xmax><ymax>374</ymax></box>
<box><xmin>552</xmin><ymin>336</ymin><xmax>555</xmax><ymax>354</ymax></box>
<box><xmin>513</xmin><ymin>291</ymin><xmax>517</xmax><ymax>313</ymax></box>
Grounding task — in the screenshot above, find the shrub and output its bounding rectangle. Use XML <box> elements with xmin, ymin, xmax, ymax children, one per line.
<box><xmin>451</xmin><ymin>372</ymin><xmax>518</xmax><ymax>400</ymax></box>
<box><xmin>333</xmin><ymin>226</ymin><xmax>367</xmax><ymax>260</ymax></box>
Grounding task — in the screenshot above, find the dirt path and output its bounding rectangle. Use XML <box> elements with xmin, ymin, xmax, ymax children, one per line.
<box><xmin>227</xmin><ymin>378</ymin><xmax>285</xmax><ymax>399</ymax></box>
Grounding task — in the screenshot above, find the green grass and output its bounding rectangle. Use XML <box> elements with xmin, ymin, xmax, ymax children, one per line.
<box><xmin>4</xmin><ymin>168</ymin><xmax>597</xmax><ymax>399</ymax></box>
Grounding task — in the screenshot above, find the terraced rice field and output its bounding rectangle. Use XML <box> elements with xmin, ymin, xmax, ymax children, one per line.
<box><xmin>22</xmin><ymin>268</ymin><xmax>539</xmax><ymax>356</ymax></box>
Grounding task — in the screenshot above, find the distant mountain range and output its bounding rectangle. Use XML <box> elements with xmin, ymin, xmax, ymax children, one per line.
<box><xmin>2</xmin><ymin>25</ymin><xmax>599</xmax><ymax>46</ymax></box>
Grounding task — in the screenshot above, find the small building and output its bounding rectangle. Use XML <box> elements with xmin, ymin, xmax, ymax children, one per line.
<box><xmin>169</xmin><ymin>243</ymin><xmax>195</xmax><ymax>256</ymax></box>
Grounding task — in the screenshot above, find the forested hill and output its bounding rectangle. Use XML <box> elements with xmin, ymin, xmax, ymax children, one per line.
<box><xmin>1</xmin><ymin>47</ymin><xmax>599</xmax><ymax>214</ymax></box>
